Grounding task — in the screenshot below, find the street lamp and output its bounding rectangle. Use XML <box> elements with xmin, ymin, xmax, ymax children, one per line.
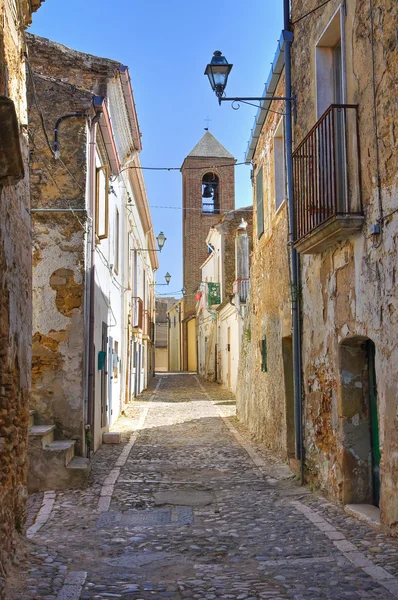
<box><xmin>134</xmin><ymin>231</ymin><xmax>167</xmax><ymax>253</ymax></box>
<box><xmin>151</xmin><ymin>272</ymin><xmax>172</xmax><ymax>286</ymax></box>
<box><xmin>204</xmin><ymin>51</ymin><xmax>233</xmax><ymax>104</ymax></box>
<box><xmin>156</xmin><ymin>231</ymin><xmax>166</xmax><ymax>252</ymax></box>
<box><xmin>181</xmin><ymin>286</ymin><xmax>187</xmax><ymax>296</ymax></box>
<box><xmin>204</xmin><ymin>47</ymin><xmax>293</xmax><ymax>107</ymax></box>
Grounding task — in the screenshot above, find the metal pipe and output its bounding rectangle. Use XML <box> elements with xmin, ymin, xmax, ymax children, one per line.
<box><xmin>53</xmin><ymin>113</ymin><xmax>87</xmax><ymax>157</ymax></box>
<box><xmin>85</xmin><ymin>109</ymin><xmax>103</xmax><ymax>450</ymax></box>
<box><xmin>31</xmin><ymin>208</ymin><xmax>87</xmax><ymax>213</ymax></box>
<box><xmin>284</xmin><ymin>0</ymin><xmax>304</xmax><ymax>479</ymax></box>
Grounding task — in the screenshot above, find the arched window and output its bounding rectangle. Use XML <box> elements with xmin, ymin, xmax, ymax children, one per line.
<box><xmin>202</xmin><ymin>172</ymin><xmax>220</xmax><ymax>214</ymax></box>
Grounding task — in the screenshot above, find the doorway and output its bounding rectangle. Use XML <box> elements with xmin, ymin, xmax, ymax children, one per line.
<box><xmin>282</xmin><ymin>336</ymin><xmax>295</xmax><ymax>458</ymax></box>
<box><xmin>101</xmin><ymin>322</ymin><xmax>108</xmax><ymax>428</ymax></box>
<box><xmin>339</xmin><ymin>338</ymin><xmax>380</xmax><ymax>506</ymax></box>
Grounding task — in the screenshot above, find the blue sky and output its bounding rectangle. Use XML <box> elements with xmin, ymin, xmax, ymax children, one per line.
<box><xmin>30</xmin><ymin>0</ymin><xmax>283</xmax><ymax>294</ymax></box>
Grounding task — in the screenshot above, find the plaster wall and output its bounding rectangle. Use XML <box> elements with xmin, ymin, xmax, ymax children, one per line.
<box><xmin>219</xmin><ymin>304</ymin><xmax>241</xmax><ymax>393</ymax></box>
<box><xmin>291</xmin><ymin>0</ymin><xmax>398</xmax><ymax>531</ymax></box>
<box><xmin>187</xmin><ymin>318</ymin><xmax>197</xmax><ymax>372</ymax></box>
<box><xmin>155</xmin><ymin>348</ymin><xmax>168</xmax><ymax>372</ymax></box>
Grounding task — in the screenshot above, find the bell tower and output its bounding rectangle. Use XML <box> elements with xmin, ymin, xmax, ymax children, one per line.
<box><xmin>181</xmin><ymin>131</ymin><xmax>236</xmax><ymax>317</ymax></box>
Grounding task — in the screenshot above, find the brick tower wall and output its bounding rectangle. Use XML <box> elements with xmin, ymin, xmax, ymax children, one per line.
<box><xmin>182</xmin><ymin>156</ymin><xmax>235</xmax><ymax>316</ymax></box>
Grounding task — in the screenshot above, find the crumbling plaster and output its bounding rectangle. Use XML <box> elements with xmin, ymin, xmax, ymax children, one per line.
<box><xmin>292</xmin><ymin>0</ymin><xmax>398</xmax><ymax>531</ymax></box>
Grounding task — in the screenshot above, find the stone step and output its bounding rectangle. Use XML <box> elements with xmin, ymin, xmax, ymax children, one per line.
<box><xmin>29</xmin><ymin>409</ymin><xmax>35</xmax><ymax>428</ymax></box>
<box><xmin>45</xmin><ymin>440</ymin><xmax>76</xmax><ymax>467</ymax></box>
<box><xmin>67</xmin><ymin>456</ymin><xmax>91</xmax><ymax>470</ymax></box>
<box><xmin>28</xmin><ymin>444</ymin><xmax>91</xmax><ymax>493</ymax></box>
<box><xmin>29</xmin><ymin>424</ymin><xmax>55</xmax><ymax>448</ymax></box>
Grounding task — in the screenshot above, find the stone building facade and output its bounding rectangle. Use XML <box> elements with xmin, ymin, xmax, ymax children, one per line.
<box><xmin>238</xmin><ymin>1</ymin><xmax>398</xmax><ymax>533</ymax></box>
<box><xmin>236</xmin><ymin>54</ymin><xmax>295</xmax><ymax>456</ymax></box>
<box><xmin>0</xmin><ymin>0</ymin><xmax>44</xmax><ymax>590</ymax></box>
<box><xmin>27</xmin><ymin>35</ymin><xmax>157</xmax><ymax>489</ymax></box>
<box><xmin>290</xmin><ymin>0</ymin><xmax>398</xmax><ymax>532</ymax></box>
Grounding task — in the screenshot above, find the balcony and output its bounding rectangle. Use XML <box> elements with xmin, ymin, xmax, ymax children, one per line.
<box><xmin>233</xmin><ymin>278</ymin><xmax>249</xmax><ymax>303</ymax></box>
<box><xmin>293</xmin><ymin>105</ymin><xmax>364</xmax><ymax>254</ymax></box>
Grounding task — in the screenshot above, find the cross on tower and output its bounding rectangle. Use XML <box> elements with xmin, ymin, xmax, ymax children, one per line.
<box><xmin>204</xmin><ymin>116</ymin><xmax>212</xmax><ymax>130</ymax></box>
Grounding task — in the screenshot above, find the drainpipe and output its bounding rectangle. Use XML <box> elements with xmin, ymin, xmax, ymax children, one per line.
<box><xmin>85</xmin><ymin>108</ymin><xmax>103</xmax><ymax>452</ymax></box>
<box><xmin>284</xmin><ymin>0</ymin><xmax>304</xmax><ymax>481</ymax></box>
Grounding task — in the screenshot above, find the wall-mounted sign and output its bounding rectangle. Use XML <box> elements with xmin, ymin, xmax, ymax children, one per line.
<box><xmin>208</xmin><ymin>282</ymin><xmax>221</xmax><ymax>306</ymax></box>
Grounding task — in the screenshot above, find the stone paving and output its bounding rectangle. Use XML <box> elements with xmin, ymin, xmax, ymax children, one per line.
<box><xmin>6</xmin><ymin>374</ymin><xmax>398</xmax><ymax>600</ymax></box>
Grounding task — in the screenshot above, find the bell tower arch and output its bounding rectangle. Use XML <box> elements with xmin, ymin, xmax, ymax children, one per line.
<box><xmin>181</xmin><ymin>131</ymin><xmax>236</xmax><ymax>316</ymax></box>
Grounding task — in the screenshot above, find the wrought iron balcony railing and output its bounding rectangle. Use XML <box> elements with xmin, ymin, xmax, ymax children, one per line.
<box><xmin>293</xmin><ymin>105</ymin><xmax>363</xmax><ymax>252</ymax></box>
<box><xmin>233</xmin><ymin>278</ymin><xmax>249</xmax><ymax>303</ymax></box>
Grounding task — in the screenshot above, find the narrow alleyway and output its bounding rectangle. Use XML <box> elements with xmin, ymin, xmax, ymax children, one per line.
<box><xmin>8</xmin><ymin>375</ymin><xmax>398</xmax><ymax>600</ymax></box>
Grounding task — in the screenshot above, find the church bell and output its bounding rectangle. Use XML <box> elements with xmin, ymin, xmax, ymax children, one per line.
<box><xmin>202</xmin><ymin>184</ymin><xmax>214</xmax><ymax>198</ymax></box>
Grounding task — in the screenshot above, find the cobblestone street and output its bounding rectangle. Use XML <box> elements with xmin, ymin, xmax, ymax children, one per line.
<box><xmin>8</xmin><ymin>374</ymin><xmax>398</xmax><ymax>600</ymax></box>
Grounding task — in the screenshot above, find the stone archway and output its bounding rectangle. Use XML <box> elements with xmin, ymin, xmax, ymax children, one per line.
<box><xmin>338</xmin><ymin>337</ymin><xmax>380</xmax><ymax>506</ymax></box>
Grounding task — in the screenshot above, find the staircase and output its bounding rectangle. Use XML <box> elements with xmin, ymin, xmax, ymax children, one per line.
<box><xmin>28</xmin><ymin>410</ymin><xmax>92</xmax><ymax>492</ymax></box>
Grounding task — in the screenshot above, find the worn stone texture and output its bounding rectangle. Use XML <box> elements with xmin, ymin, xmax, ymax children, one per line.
<box><xmin>27</xmin><ymin>41</ymin><xmax>91</xmax><ymax>453</ymax></box>
<box><xmin>0</xmin><ymin>0</ymin><xmax>44</xmax><ymax>593</ymax></box>
<box><xmin>236</xmin><ymin>74</ymin><xmax>295</xmax><ymax>459</ymax></box>
<box><xmin>291</xmin><ymin>0</ymin><xmax>398</xmax><ymax>532</ymax></box>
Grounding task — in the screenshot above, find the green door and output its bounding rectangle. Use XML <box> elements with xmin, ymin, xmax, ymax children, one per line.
<box><xmin>367</xmin><ymin>341</ymin><xmax>380</xmax><ymax>507</ymax></box>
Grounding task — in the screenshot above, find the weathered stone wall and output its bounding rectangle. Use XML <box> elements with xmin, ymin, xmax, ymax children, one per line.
<box><xmin>291</xmin><ymin>0</ymin><xmax>398</xmax><ymax>531</ymax></box>
<box><xmin>27</xmin><ymin>45</ymin><xmax>90</xmax><ymax>453</ymax></box>
<box><xmin>0</xmin><ymin>0</ymin><xmax>43</xmax><ymax>591</ymax></box>
<box><xmin>236</xmin><ymin>75</ymin><xmax>295</xmax><ymax>457</ymax></box>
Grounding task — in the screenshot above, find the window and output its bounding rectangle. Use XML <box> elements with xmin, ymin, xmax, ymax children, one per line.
<box><xmin>315</xmin><ymin>8</ymin><xmax>345</xmax><ymax>117</ymax></box>
<box><xmin>256</xmin><ymin>166</ymin><xmax>264</xmax><ymax>239</ymax></box>
<box><xmin>315</xmin><ymin>8</ymin><xmax>347</xmax><ymax>210</ymax></box>
<box><xmin>114</xmin><ymin>208</ymin><xmax>119</xmax><ymax>275</ymax></box>
<box><xmin>202</xmin><ymin>172</ymin><xmax>220</xmax><ymax>214</ymax></box>
<box><xmin>274</xmin><ymin>118</ymin><xmax>286</xmax><ymax>211</ymax></box>
<box><xmin>95</xmin><ymin>165</ymin><xmax>109</xmax><ymax>241</ymax></box>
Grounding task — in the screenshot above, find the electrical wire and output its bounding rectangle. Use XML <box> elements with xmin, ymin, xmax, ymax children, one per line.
<box><xmin>118</xmin><ymin>161</ymin><xmax>250</xmax><ymax>174</ymax></box>
<box><xmin>291</xmin><ymin>0</ymin><xmax>335</xmax><ymax>25</ymax></box>
<box><xmin>26</xmin><ymin>57</ymin><xmax>54</xmax><ymax>155</ymax></box>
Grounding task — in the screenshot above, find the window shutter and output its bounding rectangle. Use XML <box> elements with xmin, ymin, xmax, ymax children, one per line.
<box><xmin>256</xmin><ymin>166</ymin><xmax>264</xmax><ymax>239</ymax></box>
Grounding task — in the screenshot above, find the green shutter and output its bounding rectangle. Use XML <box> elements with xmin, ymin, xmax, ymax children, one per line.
<box><xmin>256</xmin><ymin>166</ymin><xmax>264</xmax><ymax>239</ymax></box>
<box><xmin>260</xmin><ymin>335</ymin><xmax>267</xmax><ymax>372</ymax></box>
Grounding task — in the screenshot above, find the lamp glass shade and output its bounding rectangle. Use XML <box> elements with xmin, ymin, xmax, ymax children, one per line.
<box><xmin>164</xmin><ymin>272</ymin><xmax>171</xmax><ymax>284</ymax></box>
<box><xmin>182</xmin><ymin>286</ymin><xmax>187</xmax><ymax>296</ymax></box>
<box><xmin>204</xmin><ymin>51</ymin><xmax>233</xmax><ymax>95</ymax></box>
<box><xmin>156</xmin><ymin>231</ymin><xmax>166</xmax><ymax>252</ymax></box>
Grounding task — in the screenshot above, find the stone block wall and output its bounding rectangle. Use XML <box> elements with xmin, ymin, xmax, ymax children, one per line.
<box><xmin>291</xmin><ymin>0</ymin><xmax>398</xmax><ymax>531</ymax></box>
<box><xmin>0</xmin><ymin>0</ymin><xmax>43</xmax><ymax>590</ymax></box>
